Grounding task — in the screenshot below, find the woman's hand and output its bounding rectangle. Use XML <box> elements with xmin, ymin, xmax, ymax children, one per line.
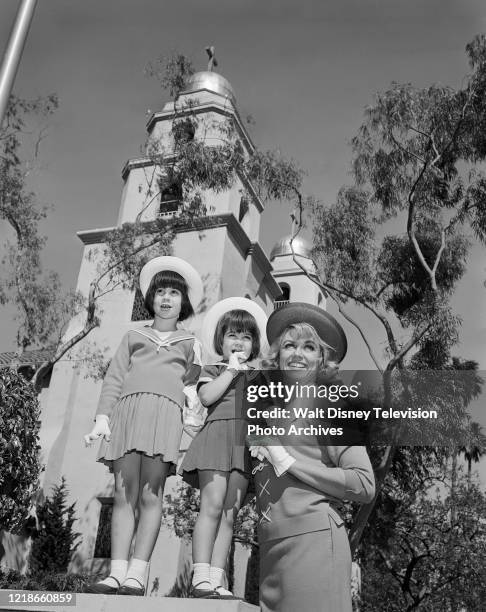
<box><xmin>84</xmin><ymin>415</ymin><xmax>111</xmax><ymax>446</ymax></box>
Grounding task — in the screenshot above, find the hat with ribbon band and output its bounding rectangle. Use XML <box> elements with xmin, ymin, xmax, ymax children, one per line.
<box><xmin>266</xmin><ymin>302</ymin><xmax>347</xmax><ymax>363</ymax></box>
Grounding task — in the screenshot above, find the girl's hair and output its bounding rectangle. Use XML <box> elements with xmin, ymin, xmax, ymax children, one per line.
<box><xmin>213</xmin><ymin>309</ymin><xmax>261</xmax><ymax>360</ymax></box>
<box><xmin>263</xmin><ymin>322</ymin><xmax>338</xmax><ymax>375</ymax></box>
<box><xmin>144</xmin><ymin>270</ymin><xmax>194</xmax><ymax>321</ymax></box>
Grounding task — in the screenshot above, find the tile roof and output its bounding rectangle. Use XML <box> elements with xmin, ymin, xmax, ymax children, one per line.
<box><xmin>0</xmin><ymin>346</ymin><xmax>56</xmax><ymax>367</ymax></box>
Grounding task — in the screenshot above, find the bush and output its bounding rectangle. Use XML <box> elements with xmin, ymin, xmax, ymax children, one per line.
<box><xmin>29</xmin><ymin>478</ymin><xmax>80</xmax><ymax>573</ymax></box>
<box><xmin>0</xmin><ymin>368</ymin><xmax>42</xmax><ymax>533</ymax></box>
<box><xmin>0</xmin><ymin>568</ymin><xmax>94</xmax><ymax>592</ymax></box>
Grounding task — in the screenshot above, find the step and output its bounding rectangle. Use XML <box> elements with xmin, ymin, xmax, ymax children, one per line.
<box><xmin>0</xmin><ymin>591</ymin><xmax>259</xmax><ymax>612</ymax></box>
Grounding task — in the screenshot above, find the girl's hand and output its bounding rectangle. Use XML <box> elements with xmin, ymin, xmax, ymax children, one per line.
<box><xmin>183</xmin><ymin>424</ymin><xmax>202</xmax><ymax>439</ymax></box>
<box><xmin>84</xmin><ymin>415</ymin><xmax>111</xmax><ymax>447</ymax></box>
<box><xmin>249</xmin><ymin>445</ymin><xmax>269</xmax><ymax>462</ymax></box>
<box><xmin>228</xmin><ymin>351</ymin><xmax>247</xmax><ymax>370</ymax></box>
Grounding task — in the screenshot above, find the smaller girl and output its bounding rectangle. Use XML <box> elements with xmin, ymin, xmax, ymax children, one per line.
<box><xmin>180</xmin><ymin>297</ymin><xmax>267</xmax><ymax>599</ymax></box>
<box><xmin>84</xmin><ymin>256</ymin><xmax>203</xmax><ymax>596</ymax></box>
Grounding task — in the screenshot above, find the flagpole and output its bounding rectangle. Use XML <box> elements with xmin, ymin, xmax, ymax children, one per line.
<box><xmin>0</xmin><ymin>0</ymin><xmax>38</xmax><ymax>128</ymax></box>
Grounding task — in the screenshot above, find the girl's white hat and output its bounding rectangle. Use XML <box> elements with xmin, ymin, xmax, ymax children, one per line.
<box><xmin>139</xmin><ymin>256</ymin><xmax>203</xmax><ymax>308</ymax></box>
<box><xmin>201</xmin><ymin>297</ymin><xmax>268</xmax><ymax>359</ymax></box>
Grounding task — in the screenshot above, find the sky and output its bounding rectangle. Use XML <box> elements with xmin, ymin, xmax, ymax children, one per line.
<box><xmin>0</xmin><ymin>3</ymin><xmax>484</xmax><ymax>379</ymax></box>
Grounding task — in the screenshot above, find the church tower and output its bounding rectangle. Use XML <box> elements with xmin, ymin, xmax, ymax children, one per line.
<box><xmin>38</xmin><ymin>66</ymin><xmax>280</xmax><ymax>592</ymax></box>
<box><xmin>270</xmin><ymin>234</ymin><xmax>326</xmax><ymax>308</ymax></box>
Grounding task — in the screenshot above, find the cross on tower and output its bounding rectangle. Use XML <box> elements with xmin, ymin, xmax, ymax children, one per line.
<box><xmin>205</xmin><ymin>46</ymin><xmax>218</xmax><ymax>71</ymax></box>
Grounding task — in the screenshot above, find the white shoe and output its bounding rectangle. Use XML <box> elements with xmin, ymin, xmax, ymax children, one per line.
<box><xmin>215</xmin><ymin>586</ymin><xmax>238</xmax><ymax>599</ymax></box>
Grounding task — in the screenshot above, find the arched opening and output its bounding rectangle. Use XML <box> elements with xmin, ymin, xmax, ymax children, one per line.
<box><xmin>238</xmin><ymin>196</ymin><xmax>249</xmax><ymax>222</ymax></box>
<box><xmin>158</xmin><ymin>177</ymin><xmax>182</xmax><ymax>218</ymax></box>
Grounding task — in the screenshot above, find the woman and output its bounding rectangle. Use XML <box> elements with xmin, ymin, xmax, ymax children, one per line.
<box><xmin>248</xmin><ymin>302</ymin><xmax>375</xmax><ymax>612</ymax></box>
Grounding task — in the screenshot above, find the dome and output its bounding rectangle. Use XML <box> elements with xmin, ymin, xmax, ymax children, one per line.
<box><xmin>182</xmin><ymin>71</ymin><xmax>236</xmax><ymax>105</ymax></box>
<box><xmin>270</xmin><ymin>235</ymin><xmax>312</xmax><ymax>261</ymax></box>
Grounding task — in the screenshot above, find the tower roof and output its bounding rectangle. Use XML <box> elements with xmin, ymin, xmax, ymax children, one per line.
<box><xmin>181</xmin><ymin>71</ymin><xmax>236</xmax><ymax>105</ymax></box>
<box><xmin>270</xmin><ymin>235</ymin><xmax>312</xmax><ymax>260</ymax></box>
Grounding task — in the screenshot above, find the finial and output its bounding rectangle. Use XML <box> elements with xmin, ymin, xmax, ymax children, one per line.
<box><xmin>205</xmin><ymin>46</ymin><xmax>218</xmax><ymax>72</ymax></box>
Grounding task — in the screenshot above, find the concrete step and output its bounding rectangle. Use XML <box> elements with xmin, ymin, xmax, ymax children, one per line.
<box><xmin>0</xmin><ymin>591</ymin><xmax>259</xmax><ymax>612</ymax></box>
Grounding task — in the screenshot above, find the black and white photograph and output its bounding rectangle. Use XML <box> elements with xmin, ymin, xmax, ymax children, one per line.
<box><xmin>0</xmin><ymin>1</ymin><xmax>485</xmax><ymax>611</ymax></box>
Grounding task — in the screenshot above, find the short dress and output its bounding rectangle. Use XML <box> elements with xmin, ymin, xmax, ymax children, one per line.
<box><xmin>96</xmin><ymin>327</ymin><xmax>201</xmax><ymax>471</ymax></box>
<box><xmin>180</xmin><ymin>363</ymin><xmax>260</xmax><ymax>488</ymax></box>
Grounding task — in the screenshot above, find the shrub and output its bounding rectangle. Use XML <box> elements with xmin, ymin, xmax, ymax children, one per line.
<box><xmin>29</xmin><ymin>478</ymin><xmax>80</xmax><ymax>573</ymax></box>
<box><xmin>0</xmin><ymin>368</ymin><xmax>41</xmax><ymax>532</ymax></box>
<box><xmin>0</xmin><ymin>568</ymin><xmax>94</xmax><ymax>592</ymax></box>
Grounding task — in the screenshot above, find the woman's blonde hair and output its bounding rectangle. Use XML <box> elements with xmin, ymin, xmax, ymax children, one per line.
<box><xmin>262</xmin><ymin>322</ymin><xmax>338</xmax><ymax>376</ymax></box>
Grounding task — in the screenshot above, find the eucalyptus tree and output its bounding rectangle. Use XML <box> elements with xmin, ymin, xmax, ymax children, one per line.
<box><xmin>301</xmin><ymin>36</ymin><xmax>486</xmax><ymax>552</ymax></box>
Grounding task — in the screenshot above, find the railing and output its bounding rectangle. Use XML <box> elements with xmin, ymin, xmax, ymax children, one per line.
<box><xmin>273</xmin><ymin>300</ymin><xmax>290</xmax><ymax>310</ymax></box>
<box><xmin>157</xmin><ymin>210</ymin><xmax>178</xmax><ymax>219</ymax></box>
<box><xmin>157</xmin><ymin>199</ymin><xmax>181</xmax><ymax>219</ymax></box>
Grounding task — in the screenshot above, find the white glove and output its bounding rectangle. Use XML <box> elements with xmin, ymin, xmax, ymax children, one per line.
<box><xmin>84</xmin><ymin>415</ymin><xmax>111</xmax><ymax>447</ymax></box>
<box><xmin>183</xmin><ymin>385</ymin><xmax>206</xmax><ymax>427</ymax></box>
<box><xmin>264</xmin><ymin>445</ymin><xmax>296</xmax><ymax>477</ymax></box>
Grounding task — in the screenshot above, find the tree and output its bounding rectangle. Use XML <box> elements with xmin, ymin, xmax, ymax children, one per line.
<box><xmin>358</xmin><ymin>477</ymin><xmax>486</xmax><ymax>611</ymax></box>
<box><xmin>0</xmin><ymin>93</ymin><xmax>76</xmax><ymax>355</ymax></box>
<box><xmin>458</xmin><ymin>421</ymin><xmax>486</xmax><ymax>485</ymax></box>
<box><xmin>286</xmin><ymin>35</ymin><xmax>486</xmax><ymax>552</ymax></box>
<box><xmin>29</xmin><ymin>478</ymin><xmax>80</xmax><ymax>574</ymax></box>
<box><xmin>0</xmin><ymin>368</ymin><xmax>41</xmax><ymax>532</ymax></box>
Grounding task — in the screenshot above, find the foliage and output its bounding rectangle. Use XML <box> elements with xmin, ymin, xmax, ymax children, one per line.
<box><xmin>29</xmin><ymin>478</ymin><xmax>81</xmax><ymax>573</ymax></box>
<box><xmin>145</xmin><ymin>51</ymin><xmax>195</xmax><ymax>99</ymax></box>
<box><xmin>310</xmin><ymin>34</ymin><xmax>486</xmax><ymax>365</ymax></box>
<box><xmin>161</xmin><ymin>480</ymin><xmax>200</xmax><ymax>540</ymax></box>
<box><xmin>164</xmin><ymin>562</ymin><xmax>193</xmax><ymax>598</ymax></box>
<box><xmin>0</xmin><ymin>368</ymin><xmax>41</xmax><ymax>532</ymax></box>
<box><xmin>161</xmin><ymin>479</ymin><xmax>258</xmax><ymax>547</ymax></box>
<box><xmin>0</xmin><ymin>94</ymin><xmax>84</xmax><ymax>354</ymax></box>
<box><xmin>0</xmin><ymin>567</ymin><xmax>94</xmax><ymax>592</ymax></box>
<box><xmin>302</xmin><ymin>35</ymin><xmax>486</xmax><ymax>552</ymax></box>
<box><xmin>358</xmin><ymin>477</ymin><xmax>486</xmax><ymax>611</ymax></box>
<box><xmin>458</xmin><ymin>420</ymin><xmax>486</xmax><ymax>482</ymax></box>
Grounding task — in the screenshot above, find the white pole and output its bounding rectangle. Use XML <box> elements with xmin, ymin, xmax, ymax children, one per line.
<box><xmin>0</xmin><ymin>0</ymin><xmax>38</xmax><ymax>128</ymax></box>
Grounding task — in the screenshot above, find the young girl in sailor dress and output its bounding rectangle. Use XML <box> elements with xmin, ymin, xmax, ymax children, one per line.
<box><xmin>180</xmin><ymin>297</ymin><xmax>268</xmax><ymax>599</ymax></box>
<box><xmin>84</xmin><ymin>256</ymin><xmax>203</xmax><ymax>596</ymax></box>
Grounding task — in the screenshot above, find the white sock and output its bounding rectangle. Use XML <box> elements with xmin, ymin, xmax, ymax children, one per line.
<box><xmin>192</xmin><ymin>562</ymin><xmax>211</xmax><ymax>589</ymax></box>
<box><xmin>210</xmin><ymin>566</ymin><xmax>225</xmax><ymax>589</ymax></box>
<box><xmin>98</xmin><ymin>559</ymin><xmax>127</xmax><ymax>587</ymax></box>
<box><xmin>123</xmin><ymin>558</ymin><xmax>148</xmax><ymax>587</ymax></box>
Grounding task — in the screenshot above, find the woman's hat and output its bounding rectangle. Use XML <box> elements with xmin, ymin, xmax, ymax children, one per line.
<box><xmin>266</xmin><ymin>302</ymin><xmax>347</xmax><ymax>363</ymax></box>
<box><xmin>202</xmin><ymin>297</ymin><xmax>268</xmax><ymax>358</ymax></box>
<box><xmin>139</xmin><ymin>256</ymin><xmax>203</xmax><ymax>308</ymax></box>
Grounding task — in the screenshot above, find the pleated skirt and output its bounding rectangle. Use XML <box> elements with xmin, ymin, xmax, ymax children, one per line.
<box><xmin>97</xmin><ymin>393</ymin><xmax>183</xmax><ymax>471</ymax></box>
<box><xmin>180</xmin><ymin>418</ymin><xmax>251</xmax><ymax>489</ymax></box>
<box><xmin>259</xmin><ymin>509</ymin><xmax>352</xmax><ymax>612</ymax></box>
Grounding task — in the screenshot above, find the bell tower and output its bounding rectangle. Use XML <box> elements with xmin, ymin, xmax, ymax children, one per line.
<box><xmin>270</xmin><ymin>234</ymin><xmax>326</xmax><ymax>308</ymax></box>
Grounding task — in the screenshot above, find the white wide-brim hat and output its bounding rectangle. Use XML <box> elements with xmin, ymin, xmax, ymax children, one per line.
<box><xmin>201</xmin><ymin>297</ymin><xmax>268</xmax><ymax>359</ymax></box>
<box><xmin>139</xmin><ymin>256</ymin><xmax>203</xmax><ymax>309</ymax></box>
